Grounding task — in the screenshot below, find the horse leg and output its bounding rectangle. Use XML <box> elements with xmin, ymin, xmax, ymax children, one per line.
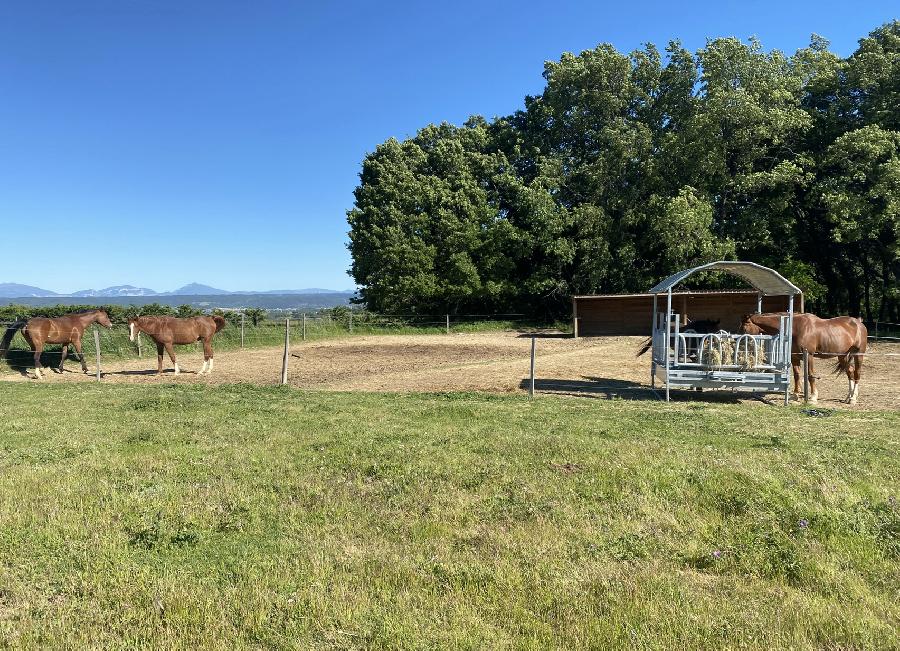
<box><xmin>199</xmin><ymin>339</ymin><xmax>213</xmax><ymax>374</ymax></box>
<box><xmin>58</xmin><ymin>344</ymin><xmax>69</xmax><ymax>373</ymax></box>
<box><xmin>808</xmin><ymin>356</ymin><xmax>818</xmax><ymax>403</ymax></box>
<box><xmin>850</xmin><ymin>353</ymin><xmax>862</xmax><ymax>405</ymax></box>
<box><xmin>791</xmin><ymin>353</ymin><xmax>801</xmax><ymax>401</ymax></box>
<box><xmin>156</xmin><ymin>342</ymin><xmax>164</xmax><ymax>375</ymax></box>
<box><xmin>33</xmin><ymin>344</ymin><xmax>44</xmax><ymax>379</ymax></box>
<box><xmin>165</xmin><ymin>343</ymin><xmax>179</xmax><ymax>375</ymax></box>
<box><xmin>73</xmin><ymin>339</ymin><xmax>89</xmax><ymax>373</ymax></box>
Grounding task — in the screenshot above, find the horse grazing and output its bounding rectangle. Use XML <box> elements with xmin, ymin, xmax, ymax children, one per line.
<box><xmin>740</xmin><ymin>313</ymin><xmax>867</xmax><ymax>404</ymax></box>
<box><xmin>0</xmin><ymin>309</ymin><xmax>112</xmax><ymax>378</ymax></box>
<box><xmin>636</xmin><ymin>318</ymin><xmax>722</xmax><ymax>357</ymax></box>
<box><xmin>128</xmin><ymin>315</ymin><xmax>226</xmax><ymax>375</ymax></box>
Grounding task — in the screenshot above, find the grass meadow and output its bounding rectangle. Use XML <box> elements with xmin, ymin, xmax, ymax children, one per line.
<box><xmin>0</xmin><ymin>383</ymin><xmax>897</xmax><ymax>649</ymax></box>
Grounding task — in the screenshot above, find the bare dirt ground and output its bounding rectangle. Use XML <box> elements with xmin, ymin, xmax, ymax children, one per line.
<box><xmin>3</xmin><ymin>331</ymin><xmax>899</xmax><ymax>410</ymax></box>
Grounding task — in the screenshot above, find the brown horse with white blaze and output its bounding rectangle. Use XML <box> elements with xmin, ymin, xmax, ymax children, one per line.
<box><xmin>740</xmin><ymin>313</ymin><xmax>867</xmax><ymax>404</ymax></box>
<box><xmin>128</xmin><ymin>315</ymin><xmax>226</xmax><ymax>375</ymax></box>
<box><xmin>0</xmin><ymin>309</ymin><xmax>112</xmax><ymax>378</ymax></box>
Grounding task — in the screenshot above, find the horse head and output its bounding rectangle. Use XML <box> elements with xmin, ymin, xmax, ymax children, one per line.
<box><xmin>740</xmin><ymin>314</ymin><xmax>763</xmax><ymax>335</ymax></box>
<box><xmin>127</xmin><ymin>316</ymin><xmax>139</xmax><ymax>342</ymax></box>
<box><xmin>96</xmin><ymin>310</ymin><xmax>113</xmax><ymax>328</ymax></box>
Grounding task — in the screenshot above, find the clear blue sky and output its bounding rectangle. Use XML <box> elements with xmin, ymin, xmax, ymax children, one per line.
<box><xmin>0</xmin><ymin>1</ymin><xmax>895</xmax><ymax>293</ymax></box>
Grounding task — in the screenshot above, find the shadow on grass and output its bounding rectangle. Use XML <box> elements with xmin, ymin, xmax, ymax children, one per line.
<box><xmin>520</xmin><ymin>376</ymin><xmax>745</xmax><ymax>403</ymax></box>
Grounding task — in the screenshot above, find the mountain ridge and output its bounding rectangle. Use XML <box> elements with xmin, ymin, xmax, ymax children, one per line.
<box><xmin>0</xmin><ymin>282</ymin><xmax>354</xmax><ymax>298</ymax></box>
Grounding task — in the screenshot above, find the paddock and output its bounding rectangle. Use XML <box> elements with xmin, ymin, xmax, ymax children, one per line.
<box><xmin>3</xmin><ymin>331</ymin><xmax>899</xmax><ymax>410</ymax></box>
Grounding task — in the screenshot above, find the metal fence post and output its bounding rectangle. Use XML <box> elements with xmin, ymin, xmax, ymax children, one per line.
<box><xmin>281</xmin><ymin>318</ymin><xmax>290</xmax><ymax>385</ymax></box>
<box><xmin>349</xmin><ymin>311</ymin><xmax>353</xmax><ymax>333</ymax></box>
<box><xmin>93</xmin><ymin>327</ymin><xmax>101</xmax><ymax>382</ymax></box>
<box><xmin>446</xmin><ymin>314</ymin><xmax>450</xmax><ymax>335</ymax></box>
<box><xmin>529</xmin><ymin>336</ymin><xmax>536</xmax><ymax>398</ymax></box>
<box><xmin>573</xmin><ymin>317</ymin><xmax>579</xmax><ymax>339</ymax></box>
<box><xmin>136</xmin><ymin>331</ymin><xmax>142</xmax><ymax>358</ymax></box>
<box><xmin>241</xmin><ymin>313</ymin><xmax>245</xmax><ymax>349</ymax></box>
<box><xmin>302</xmin><ymin>313</ymin><xmax>306</xmax><ymax>341</ymax></box>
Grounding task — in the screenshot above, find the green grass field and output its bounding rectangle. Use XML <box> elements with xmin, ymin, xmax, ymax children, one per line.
<box><xmin>0</xmin><ymin>384</ymin><xmax>897</xmax><ymax>649</ymax></box>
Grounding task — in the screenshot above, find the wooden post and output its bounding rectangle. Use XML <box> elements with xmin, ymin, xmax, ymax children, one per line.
<box><xmin>349</xmin><ymin>311</ymin><xmax>353</xmax><ymax>333</ymax></box>
<box><xmin>803</xmin><ymin>349</ymin><xmax>809</xmax><ymax>404</ymax></box>
<box><xmin>529</xmin><ymin>336</ymin><xmax>536</xmax><ymax>398</ymax></box>
<box><xmin>446</xmin><ymin>314</ymin><xmax>450</xmax><ymax>335</ymax></box>
<box><xmin>136</xmin><ymin>331</ymin><xmax>142</xmax><ymax>358</ymax></box>
<box><xmin>572</xmin><ymin>296</ymin><xmax>579</xmax><ymax>339</ymax></box>
<box><xmin>281</xmin><ymin>318</ymin><xmax>290</xmax><ymax>385</ymax></box>
<box><xmin>302</xmin><ymin>313</ymin><xmax>306</xmax><ymax>341</ymax></box>
<box><xmin>241</xmin><ymin>313</ymin><xmax>245</xmax><ymax>349</ymax></box>
<box><xmin>93</xmin><ymin>327</ymin><xmax>101</xmax><ymax>382</ymax></box>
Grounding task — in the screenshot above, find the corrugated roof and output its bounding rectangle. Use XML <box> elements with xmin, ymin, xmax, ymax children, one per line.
<box><xmin>573</xmin><ymin>289</ymin><xmax>763</xmax><ymax>300</ymax></box>
<box><xmin>648</xmin><ymin>261</ymin><xmax>801</xmax><ymax>296</ymax></box>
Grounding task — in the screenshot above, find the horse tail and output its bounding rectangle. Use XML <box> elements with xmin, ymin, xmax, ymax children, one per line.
<box><xmin>0</xmin><ymin>320</ymin><xmax>26</xmax><ymax>360</ymax></box>
<box><xmin>832</xmin><ymin>317</ymin><xmax>867</xmax><ymax>374</ymax></box>
<box><xmin>212</xmin><ymin>315</ymin><xmax>227</xmax><ymax>332</ymax></box>
<box><xmin>636</xmin><ymin>337</ymin><xmax>652</xmax><ymax>357</ymax></box>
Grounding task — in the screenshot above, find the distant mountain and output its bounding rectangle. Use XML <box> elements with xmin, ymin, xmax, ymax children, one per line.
<box><xmin>2</xmin><ymin>281</ymin><xmax>353</xmax><ymax>298</ymax></box>
<box><xmin>71</xmin><ymin>285</ymin><xmax>159</xmax><ymax>297</ymax></box>
<box><xmin>246</xmin><ymin>288</ymin><xmax>353</xmax><ymax>295</ymax></box>
<box><xmin>166</xmin><ymin>283</ymin><xmax>230</xmax><ymax>295</ymax></box>
<box><xmin>0</xmin><ymin>283</ymin><xmax>59</xmax><ymax>297</ymax></box>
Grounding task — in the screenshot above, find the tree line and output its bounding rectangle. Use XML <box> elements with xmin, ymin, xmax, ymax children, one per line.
<box><xmin>347</xmin><ymin>21</ymin><xmax>900</xmax><ymax>321</ymax></box>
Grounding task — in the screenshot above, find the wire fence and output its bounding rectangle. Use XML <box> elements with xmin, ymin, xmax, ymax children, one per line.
<box><xmin>869</xmin><ymin>320</ymin><xmax>900</xmax><ymax>342</ymax></box>
<box><xmin>0</xmin><ymin>312</ymin><xmax>554</xmax><ymax>374</ymax></box>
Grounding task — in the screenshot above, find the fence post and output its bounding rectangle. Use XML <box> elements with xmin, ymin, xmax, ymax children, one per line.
<box><xmin>137</xmin><ymin>331</ymin><xmax>142</xmax><ymax>358</ymax></box>
<box><xmin>446</xmin><ymin>314</ymin><xmax>450</xmax><ymax>335</ymax></box>
<box><xmin>241</xmin><ymin>313</ymin><xmax>245</xmax><ymax>349</ymax></box>
<box><xmin>573</xmin><ymin>317</ymin><xmax>579</xmax><ymax>339</ymax></box>
<box><xmin>281</xmin><ymin>318</ymin><xmax>290</xmax><ymax>385</ymax></box>
<box><xmin>93</xmin><ymin>327</ymin><xmax>101</xmax><ymax>382</ymax></box>
<box><xmin>302</xmin><ymin>313</ymin><xmax>306</xmax><ymax>341</ymax></box>
<box><xmin>529</xmin><ymin>336</ymin><xmax>536</xmax><ymax>398</ymax></box>
<box><xmin>803</xmin><ymin>349</ymin><xmax>809</xmax><ymax>404</ymax></box>
<box><xmin>349</xmin><ymin>311</ymin><xmax>353</xmax><ymax>333</ymax></box>
<box><xmin>874</xmin><ymin>321</ymin><xmax>878</xmax><ymax>341</ymax></box>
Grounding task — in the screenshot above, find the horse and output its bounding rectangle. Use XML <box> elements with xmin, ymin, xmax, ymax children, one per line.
<box><xmin>128</xmin><ymin>315</ymin><xmax>226</xmax><ymax>375</ymax></box>
<box><xmin>0</xmin><ymin>309</ymin><xmax>112</xmax><ymax>378</ymax></box>
<box><xmin>740</xmin><ymin>313</ymin><xmax>867</xmax><ymax>404</ymax></box>
<box><xmin>636</xmin><ymin>318</ymin><xmax>722</xmax><ymax>357</ymax></box>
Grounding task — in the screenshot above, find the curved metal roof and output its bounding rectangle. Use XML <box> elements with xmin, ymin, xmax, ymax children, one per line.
<box><xmin>648</xmin><ymin>261</ymin><xmax>802</xmax><ymax>296</ymax></box>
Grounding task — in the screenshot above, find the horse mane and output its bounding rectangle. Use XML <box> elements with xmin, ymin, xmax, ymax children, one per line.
<box><xmin>212</xmin><ymin>315</ymin><xmax>227</xmax><ymax>332</ymax></box>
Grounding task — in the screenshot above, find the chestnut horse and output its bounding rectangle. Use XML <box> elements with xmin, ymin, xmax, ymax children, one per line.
<box><xmin>0</xmin><ymin>309</ymin><xmax>112</xmax><ymax>378</ymax></box>
<box><xmin>740</xmin><ymin>313</ymin><xmax>867</xmax><ymax>404</ymax></box>
<box><xmin>128</xmin><ymin>315</ymin><xmax>226</xmax><ymax>375</ymax></box>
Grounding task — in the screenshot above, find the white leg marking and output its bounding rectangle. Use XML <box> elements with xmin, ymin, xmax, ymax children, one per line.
<box><xmin>199</xmin><ymin>360</ymin><xmax>208</xmax><ymax>375</ymax></box>
<box><xmin>34</xmin><ymin>367</ymin><xmax>43</xmax><ymax>380</ymax></box>
<box><xmin>208</xmin><ymin>358</ymin><xmax>214</xmax><ymax>373</ymax></box>
<box><xmin>174</xmin><ymin>363</ymin><xmax>180</xmax><ymax>375</ymax></box>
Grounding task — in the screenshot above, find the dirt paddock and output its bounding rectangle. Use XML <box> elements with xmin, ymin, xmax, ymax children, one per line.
<box><xmin>3</xmin><ymin>331</ymin><xmax>899</xmax><ymax>410</ymax></box>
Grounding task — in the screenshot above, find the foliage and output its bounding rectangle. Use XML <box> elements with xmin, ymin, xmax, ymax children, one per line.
<box><xmin>0</xmin><ymin>383</ymin><xmax>897</xmax><ymax>647</ymax></box>
<box><xmin>348</xmin><ymin>21</ymin><xmax>900</xmax><ymax>321</ymax></box>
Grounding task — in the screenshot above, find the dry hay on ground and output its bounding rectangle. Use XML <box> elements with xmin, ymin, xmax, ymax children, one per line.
<box><xmin>2</xmin><ymin>331</ymin><xmax>898</xmax><ymax>410</ymax></box>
